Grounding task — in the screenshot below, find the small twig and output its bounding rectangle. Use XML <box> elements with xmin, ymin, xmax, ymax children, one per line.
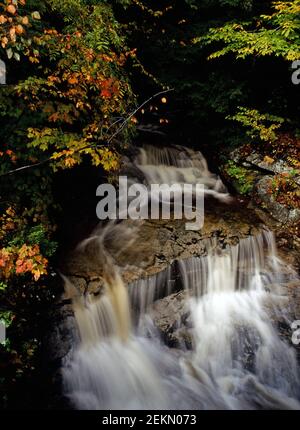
<box><xmin>0</xmin><ymin>158</ymin><xmax>51</xmax><ymax>177</ymax></box>
<box><xmin>106</xmin><ymin>88</ymin><xmax>174</xmax><ymax>144</ymax></box>
<box><xmin>101</xmin><ymin>116</ymin><xmax>125</xmax><ymax>139</ymax></box>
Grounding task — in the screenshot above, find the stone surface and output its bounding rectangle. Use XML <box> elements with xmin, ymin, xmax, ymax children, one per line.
<box><xmin>44</xmin><ymin>303</ymin><xmax>78</xmax><ymax>364</ymax></box>
<box><xmin>149</xmin><ymin>290</ymin><xmax>193</xmax><ymax>349</ymax></box>
<box><xmin>62</xmin><ymin>202</ymin><xmax>263</xmax><ymax>292</ymax></box>
<box><xmin>231</xmin><ymin>148</ymin><xmax>300</xmax><ymax>179</ymax></box>
<box><xmin>255</xmin><ymin>176</ymin><xmax>300</xmax><ymax>224</ymax></box>
<box><xmin>228</xmin><ymin>147</ymin><xmax>300</xmax><ymax>228</ymax></box>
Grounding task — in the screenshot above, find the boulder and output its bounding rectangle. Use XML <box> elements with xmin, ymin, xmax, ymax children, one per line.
<box><xmin>255</xmin><ymin>176</ymin><xmax>300</xmax><ymax>224</ymax></box>
<box><xmin>149</xmin><ymin>291</ymin><xmax>193</xmax><ymax>349</ymax></box>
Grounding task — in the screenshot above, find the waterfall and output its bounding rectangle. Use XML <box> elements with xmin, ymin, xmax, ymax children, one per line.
<box><xmin>128</xmin><ymin>266</ymin><xmax>174</xmax><ymax>320</ymax></box>
<box><xmin>69</xmin><ymin>222</ymin><xmax>135</xmax><ymax>343</ymax></box>
<box><xmin>134</xmin><ymin>144</ymin><xmax>231</xmax><ymax>203</ymax></box>
<box><xmin>62</xmin><ymin>145</ymin><xmax>300</xmax><ymax>410</ymax></box>
<box><xmin>178</xmin><ymin>230</ymin><xmax>291</xmax><ymax>296</ymax></box>
<box><xmin>178</xmin><ymin>230</ymin><xmax>300</xmax><ymax>409</ymax></box>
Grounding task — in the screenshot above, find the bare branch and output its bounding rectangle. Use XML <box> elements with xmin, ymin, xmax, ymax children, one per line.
<box><xmin>0</xmin><ymin>158</ymin><xmax>51</xmax><ymax>178</ymax></box>
<box><xmin>106</xmin><ymin>88</ymin><xmax>174</xmax><ymax>144</ymax></box>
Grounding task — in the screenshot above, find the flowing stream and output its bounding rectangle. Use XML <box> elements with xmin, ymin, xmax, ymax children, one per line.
<box><xmin>62</xmin><ymin>145</ymin><xmax>300</xmax><ymax>410</ymax></box>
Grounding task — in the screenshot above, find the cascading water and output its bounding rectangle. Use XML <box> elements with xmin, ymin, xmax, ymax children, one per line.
<box><xmin>134</xmin><ymin>145</ymin><xmax>231</xmax><ymax>203</ymax></box>
<box><xmin>62</xmin><ymin>145</ymin><xmax>300</xmax><ymax>410</ymax></box>
<box><xmin>178</xmin><ymin>231</ymin><xmax>300</xmax><ymax>409</ymax></box>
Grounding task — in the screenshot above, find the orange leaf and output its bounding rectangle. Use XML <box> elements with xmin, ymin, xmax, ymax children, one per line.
<box><xmin>7</xmin><ymin>5</ymin><xmax>16</xmax><ymax>15</ymax></box>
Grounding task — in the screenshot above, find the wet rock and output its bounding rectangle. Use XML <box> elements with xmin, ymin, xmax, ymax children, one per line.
<box><xmin>277</xmin><ymin>280</ymin><xmax>300</xmax><ymax>318</ymax></box>
<box><xmin>44</xmin><ymin>303</ymin><xmax>78</xmax><ymax>364</ymax></box>
<box><xmin>66</xmin><ymin>276</ymin><xmax>87</xmax><ymax>294</ymax></box>
<box><xmin>149</xmin><ymin>291</ymin><xmax>193</xmax><ymax>349</ymax></box>
<box><xmin>63</xmin><ymin>203</ymin><xmax>264</xmax><ymax>290</ymax></box>
<box><xmin>263</xmin><ymin>278</ymin><xmax>300</xmax><ymax>363</ymax></box>
<box><xmin>43</xmin><ymin>301</ymin><xmax>79</xmax><ymax>410</ymax></box>
<box><xmin>87</xmin><ymin>278</ymin><xmax>104</xmax><ymax>296</ymax></box>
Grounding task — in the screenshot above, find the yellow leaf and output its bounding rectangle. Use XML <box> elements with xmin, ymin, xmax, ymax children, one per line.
<box><xmin>263</xmin><ymin>156</ymin><xmax>274</xmax><ymax>164</ymax></box>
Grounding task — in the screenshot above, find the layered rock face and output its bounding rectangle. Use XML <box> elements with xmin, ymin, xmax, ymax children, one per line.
<box><xmin>63</xmin><ymin>203</ymin><xmax>263</xmax><ymax>292</ymax></box>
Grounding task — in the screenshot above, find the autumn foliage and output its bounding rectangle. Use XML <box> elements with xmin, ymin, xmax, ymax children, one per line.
<box><xmin>0</xmin><ymin>0</ymin><xmax>40</xmax><ymax>61</ymax></box>
<box><xmin>0</xmin><ymin>244</ymin><xmax>47</xmax><ymax>281</ymax></box>
<box><xmin>0</xmin><ymin>0</ymin><xmax>137</xmax><ymax>292</ymax></box>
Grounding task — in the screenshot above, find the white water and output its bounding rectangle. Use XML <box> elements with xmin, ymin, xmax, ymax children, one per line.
<box><xmin>178</xmin><ymin>231</ymin><xmax>300</xmax><ymax>409</ymax></box>
<box><xmin>135</xmin><ymin>145</ymin><xmax>231</xmax><ymax>203</ymax></box>
<box><xmin>62</xmin><ymin>145</ymin><xmax>300</xmax><ymax>410</ymax></box>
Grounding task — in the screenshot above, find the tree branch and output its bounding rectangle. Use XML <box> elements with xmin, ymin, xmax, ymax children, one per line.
<box><xmin>0</xmin><ymin>88</ymin><xmax>174</xmax><ymax>177</ymax></box>
<box><xmin>106</xmin><ymin>88</ymin><xmax>174</xmax><ymax>144</ymax></box>
<box><xmin>0</xmin><ymin>158</ymin><xmax>51</xmax><ymax>178</ymax></box>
